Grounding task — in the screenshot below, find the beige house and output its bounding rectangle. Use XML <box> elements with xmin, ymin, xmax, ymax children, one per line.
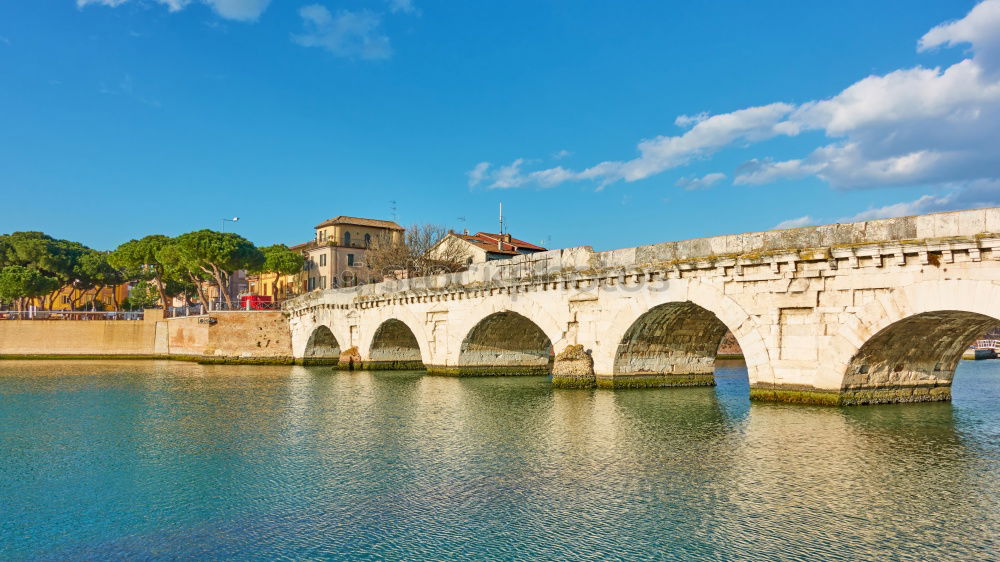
<box><xmin>428</xmin><ymin>231</ymin><xmax>546</xmax><ymax>265</ymax></box>
<box><xmin>301</xmin><ymin>216</ymin><xmax>405</xmax><ymax>289</ymax></box>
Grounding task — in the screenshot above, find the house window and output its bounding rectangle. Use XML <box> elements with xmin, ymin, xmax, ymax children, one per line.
<box><xmin>364</xmin><ymin>233</ymin><xmax>371</xmax><ymax>247</ymax></box>
<box><xmin>347</xmin><ymin>253</ymin><xmax>355</xmax><ymax>266</ymax></box>
<box><xmin>319</xmin><ymin>276</ymin><xmax>327</xmax><ymax>289</ymax></box>
<box><xmin>343</xmin><ymin>232</ymin><xmax>351</xmax><ymax>246</ymax></box>
<box><xmin>308</xmin><ymin>278</ymin><xmax>315</xmax><ymax>291</ymax></box>
<box><xmin>319</xmin><ymin>254</ymin><xmax>326</xmax><ymax>267</ymax></box>
<box><xmin>62</xmin><ymin>295</ymin><xmax>71</xmax><ymax>304</ymax></box>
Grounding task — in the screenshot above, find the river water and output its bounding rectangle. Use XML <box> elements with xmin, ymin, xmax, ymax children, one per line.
<box><xmin>1</xmin><ymin>359</ymin><xmax>998</xmax><ymax>560</ymax></box>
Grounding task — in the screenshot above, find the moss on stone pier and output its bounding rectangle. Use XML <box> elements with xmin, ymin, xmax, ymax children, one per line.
<box><xmin>426</xmin><ymin>365</ymin><xmax>551</xmax><ymax>377</ymax></box>
<box><xmin>551</xmin><ymin>375</ymin><xmax>597</xmax><ymax>389</ymax></box>
<box><xmin>358</xmin><ymin>360</ymin><xmax>426</xmax><ymax>371</ymax></box>
<box><xmin>295</xmin><ymin>358</ymin><xmax>340</xmax><ymax>366</ymax></box>
<box><xmin>750</xmin><ymin>384</ymin><xmax>952</xmax><ymax>406</ymax></box>
<box><xmin>595</xmin><ymin>373</ymin><xmax>715</xmax><ymax>389</ymax></box>
<box><xmin>749</xmin><ymin>387</ymin><xmax>842</xmax><ymax>406</ymax></box>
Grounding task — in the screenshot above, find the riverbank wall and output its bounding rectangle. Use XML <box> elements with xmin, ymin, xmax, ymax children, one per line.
<box><xmin>0</xmin><ymin>310</ymin><xmax>293</xmax><ymax>364</ymax></box>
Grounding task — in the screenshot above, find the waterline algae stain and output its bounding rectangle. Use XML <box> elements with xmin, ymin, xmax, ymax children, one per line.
<box><xmin>1</xmin><ymin>360</ymin><xmax>998</xmax><ymax>559</ymax></box>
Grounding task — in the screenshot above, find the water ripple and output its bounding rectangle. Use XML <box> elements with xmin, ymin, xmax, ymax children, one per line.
<box><xmin>0</xmin><ymin>360</ymin><xmax>998</xmax><ymax>560</ymax></box>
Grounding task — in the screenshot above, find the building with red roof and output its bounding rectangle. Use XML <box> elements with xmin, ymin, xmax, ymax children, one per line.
<box><xmin>428</xmin><ymin>230</ymin><xmax>547</xmax><ymax>264</ymax></box>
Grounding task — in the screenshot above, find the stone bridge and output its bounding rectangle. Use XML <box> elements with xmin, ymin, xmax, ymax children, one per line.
<box><xmin>284</xmin><ymin>208</ymin><xmax>1000</xmax><ymax>405</ymax></box>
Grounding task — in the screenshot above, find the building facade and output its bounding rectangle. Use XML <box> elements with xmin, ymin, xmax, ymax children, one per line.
<box><xmin>303</xmin><ymin>217</ymin><xmax>405</xmax><ymax>290</ymax></box>
<box><xmin>428</xmin><ymin>231</ymin><xmax>547</xmax><ymax>264</ymax></box>
<box><xmin>37</xmin><ymin>284</ymin><xmax>131</xmax><ymax>311</ymax></box>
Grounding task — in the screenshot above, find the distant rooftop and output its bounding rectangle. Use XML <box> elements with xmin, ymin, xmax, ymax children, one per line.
<box><xmin>315</xmin><ymin>216</ymin><xmax>404</xmax><ymax>231</ymax></box>
<box><xmin>455</xmin><ymin>232</ymin><xmax>546</xmax><ymax>255</ymax></box>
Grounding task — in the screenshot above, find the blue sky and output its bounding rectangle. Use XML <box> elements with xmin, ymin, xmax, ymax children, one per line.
<box><xmin>2</xmin><ymin>0</ymin><xmax>998</xmax><ymax>251</ymax></box>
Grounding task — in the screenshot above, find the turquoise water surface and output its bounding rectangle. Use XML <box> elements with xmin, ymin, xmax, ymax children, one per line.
<box><xmin>1</xmin><ymin>360</ymin><xmax>998</xmax><ymax>560</ymax></box>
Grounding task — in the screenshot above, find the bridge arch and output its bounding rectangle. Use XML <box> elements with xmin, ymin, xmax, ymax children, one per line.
<box><xmin>367</xmin><ymin>318</ymin><xmax>425</xmax><ymax>369</ymax></box>
<box><xmin>828</xmin><ymin>279</ymin><xmax>1000</xmax><ymax>404</ymax></box>
<box><xmin>598</xmin><ymin>280</ymin><xmax>772</xmax><ymax>388</ymax></box>
<box><xmin>455</xmin><ymin>310</ymin><xmax>556</xmax><ymax>375</ymax></box>
<box><xmin>611</xmin><ymin>301</ymin><xmax>732</xmax><ymax>388</ymax></box>
<box><xmin>302</xmin><ymin>324</ymin><xmax>342</xmax><ymax>365</ymax></box>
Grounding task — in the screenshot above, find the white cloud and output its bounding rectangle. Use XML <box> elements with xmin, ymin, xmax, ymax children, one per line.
<box><xmin>293</xmin><ymin>5</ymin><xmax>391</xmax><ymax>60</ymax></box>
<box><xmin>774</xmin><ymin>215</ymin><xmax>816</xmax><ymax>229</ymax></box>
<box><xmin>477</xmin><ymin>1</ymin><xmax>1000</xmax><ymax>200</ymax></box>
<box><xmin>845</xmin><ymin>179</ymin><xmax>1000</xmax><ymax>221</ymax></box>
<box><xmin>77</xmin><ymin>0</ymin><xmax>130</xmax><ymax>7</ymax></box>
<box><xmin>389</xmin><ymin>0</ymin><xmax>418</xmax><ymax>15</ymax></box>
<box><xmin>490</xmin><ymin>158</ymin><xmax>527</xmax><ymax>188</ymax></box>
<box><xmin>479</xmin><ymin>102</ymin><xmax>793</xmax><ymax>190</ymax></box>
<box><xmin>675</xmin><ymin>172</ymin><xmax>726</xmax><ymax>190</ymax></box>
<box><xmin>76</xmin><ymin>0</ymin><xmax>270</xmax><ymax>21</ymax></box>
<box><xmin>207</xmin><ymin>0</ymin><xmax>269</xmax><ymax>21</ymax></box>
<box><xmin>919</xmin><ymin>0</ymin><xmax>1000</xmax><ymax>76</ymax></box>
<box><xmin>674</xmin><ymin>112</ymin><xmax>708</xmax><ymax>128</ymax></box>
<box><xmin>529</xmin><ymin>166</ymin><xmax>574</xmax><ymax>188</ymax></box>
<box><xmin>467</xmin><ymin>162</ymin><xmax>489</xmax><ymax>187</ymax></box>
<box><xmin>466</xmin><ymin>159</ymin><xmax>575</xmax><ymax>189</ymax></box>
<box><xmin>553</xmin><ymin>149</ymin><xmax>572</xmax><ymax>160</ymax></box>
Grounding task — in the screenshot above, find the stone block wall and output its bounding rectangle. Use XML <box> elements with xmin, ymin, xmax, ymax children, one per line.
<box><xmin>0</xmin><ymin>318</ymin><xmax>161</xmax><ymax>357</ymax></box>
<box><xmin>166</xmin><ymin>311</ymin><xmax>292</xmax><ymax>363</ymax></box>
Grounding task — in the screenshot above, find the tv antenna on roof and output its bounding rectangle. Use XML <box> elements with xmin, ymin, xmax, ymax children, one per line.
<box><xmin>389</xmin><ymin>200</ymin><xmax>398</xmax><ymax>222</ymax></box>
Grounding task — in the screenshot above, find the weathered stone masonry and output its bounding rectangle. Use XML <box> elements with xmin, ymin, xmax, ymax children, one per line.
<box><xmin>285</xmin><ymin>208</ymin><xmax>1000</xmax><ymax>405</ymax></box>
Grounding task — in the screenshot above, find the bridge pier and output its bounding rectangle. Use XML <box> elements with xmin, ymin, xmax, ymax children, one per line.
<box><xmin>551</xmin><ymin>344</ymin><xmax>596</xmax><ymax>388</ymax></box>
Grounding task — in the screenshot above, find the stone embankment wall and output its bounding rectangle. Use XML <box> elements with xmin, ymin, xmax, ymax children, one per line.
<box><xmin>0</xmin><ymin>315</ymin><xmax>163</xmax><ymax>358</ymax></box>
<box><xmin>167</xmin><ymin>311</ymin><xmax>292</xmax><ymax>363</ymax></box>
<box><xmin>0</xmin><ymin>310</ymin><xmax>292</xmax><ymax>363</ymax></box>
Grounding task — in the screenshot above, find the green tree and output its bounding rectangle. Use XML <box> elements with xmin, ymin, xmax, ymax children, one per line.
<box><xmin>156</xmin><ymin>242</ymin><xmax>211</xmax><ymax>308</ymax></box>
<box><xmin>252</xmin><ymin>244</ymin><xmax>306</xmax><ymax>276</ymax></box>
<box><xmin>108</xmin><ymin>235</ymin><xmax>174</xmax><ymax>309</ymax></box>
<box><xmin>122</xmin><ymin>281</ymin><xmax>160</xmax><ymax>310</ymax></box>
<box><xmin>71</xmin><ymin>250</ymin><xmax>126</xmax><ymax>310</ymax></box>
<box><xmin>169</xmin><ymin>230</ymin><xmax>264</xmax><ymax>308</ymax></box>
<box><xmin>0</xmin><ymin>232</ymin><xmax>89</xmax><ymax>309</ymax></box>
<box><xmin>0</xmin><ymin>266</ymin><xmax>61</xmax><ymax>311</ymax></box>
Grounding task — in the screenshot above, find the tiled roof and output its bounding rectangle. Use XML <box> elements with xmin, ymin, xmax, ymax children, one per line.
<box><xmin>315</xmin><ymin>216</ymin><xmax>404</xmax><ymax>231</ymax></box>
<box><xmin>289</xmin><ymin>240</ymin><xmax>317</xmax><ymax>251</ymax></box>
<box><xmin>454</xmin><ymin>232</ymin><xmax>547</xmax><ymax>255</ymax></box>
